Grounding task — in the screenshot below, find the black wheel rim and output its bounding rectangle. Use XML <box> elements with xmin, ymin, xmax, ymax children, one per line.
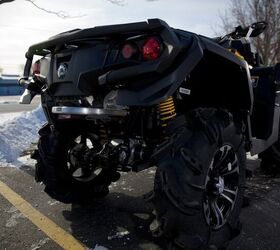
<box><xmin>203</xmin><ymin>145</ymin><xmax>239</xmax><ymax>230</ymax></box>
<box><xmin>67</xmin><ymin>134</ymin><xmax>103</xmax><ymax>182</ymax></box>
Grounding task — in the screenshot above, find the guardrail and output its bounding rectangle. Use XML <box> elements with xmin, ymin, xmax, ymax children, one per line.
<box><xmin>0</xmin><ymin>75</ymin><xmax>23</xmax><ymax>96</ymax></box>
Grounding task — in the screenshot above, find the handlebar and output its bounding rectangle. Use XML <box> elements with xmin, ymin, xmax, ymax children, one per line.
<box><xmin>230</xmin><ymin>21</ymin><xmax>268</xmax><ymax>39</ymax></box>
<box><xmin>217</xmin><ymin>21</ymin><xmax>268</xmax><ymax>46</ymax></box>
<box><xmin>18</xmin><ymin>76</ymin><xmax>44</xmax><ymax>94</ymax></box>
<box><xmin>18</xmin><ymin>78</ymin><xmax>30</xmax><ymax>88</ymax></box>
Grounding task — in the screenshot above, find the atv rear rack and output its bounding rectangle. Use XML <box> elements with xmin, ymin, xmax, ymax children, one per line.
<box><xmin>22</xmin><ymin>19</ymin><xmax>171</xmax><ymax>78</ymax></box>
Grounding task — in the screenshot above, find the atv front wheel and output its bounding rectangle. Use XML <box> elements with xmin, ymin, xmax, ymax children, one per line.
<box><xmin>152</xmin><ymin>109</ymin><xmax>246</xmax><ymax>249</ymax></box>
<box><xmin>35</xmin><ymin>125</ymin><xmax>119</xmax><ymax>204</ymax></box>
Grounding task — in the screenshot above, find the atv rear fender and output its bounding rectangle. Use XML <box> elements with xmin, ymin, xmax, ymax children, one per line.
<box><xmin>22</xmin><ymin>19</ymin><xmax>253</xmax><ymax>113</ymax></box>
<box><xmin>117</xmin><ymin>34</ymin><xmax>253</xmax><ymax>114</ymax></box>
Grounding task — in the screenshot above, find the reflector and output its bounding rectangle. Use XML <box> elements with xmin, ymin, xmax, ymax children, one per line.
<box><xmin>122</xmin><ymin>43</ymin><xmax>138</xmax><ymax>59</ymax></box>
<box><xmin>142</xmin><ymin>37</ymin><xmax>161</xmax><ymax>60</ymax></box>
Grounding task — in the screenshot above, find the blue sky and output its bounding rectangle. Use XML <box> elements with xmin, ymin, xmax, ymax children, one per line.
<box><xmin>0</xmin><ymin>0</ymin><xmax>230</xmax><ymax>73</ymax></box>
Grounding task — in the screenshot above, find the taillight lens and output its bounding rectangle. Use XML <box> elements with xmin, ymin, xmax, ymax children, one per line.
<box><xmin>142</xmin><ymin>37</ymin><xmax>162</xmax><ymax>61</ymax></box>
<box><xmin>121</xmin><ymin>43</ymin><xmax>138</xmax><ymax>59</ymax></box>
<box><xmin>31</xmin><ymin>60</ymin><xmax>40</xmax><ymax>75</ymax></box>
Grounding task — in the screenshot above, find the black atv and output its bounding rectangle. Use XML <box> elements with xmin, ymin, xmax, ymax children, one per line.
<box><xmin>19</xmin><ymin>19</ymin><xmax>280</xmax><ymax>249</ymax></box>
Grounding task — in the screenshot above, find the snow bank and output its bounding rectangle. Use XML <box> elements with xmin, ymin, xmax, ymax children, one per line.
<box><xmin>0</xmin><ymin>106</ymin><xmax>46</xmax><ymax>167</ymax></box>
<box><xmin>0</xmin><ymin>112</ymin><xmax>23</xmax><ymax>124</ymax></box>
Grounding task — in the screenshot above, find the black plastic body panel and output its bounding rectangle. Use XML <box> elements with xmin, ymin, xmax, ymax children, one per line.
<box><xmin>25</xmin><ymin>19</ymin><xmax>184</xmax><ymax>97</ymax></box>
<box><xmin>116</xmin><ymin>32</ymin><xmax>253</xmax><ymax>112</ymax></box>
<box><xmin>176</xmin><ymin>36</ymin><xmax>253</xmax><ymax>114</ymax></box>
<box><xmin>251</xmin><ymin>92</ymin><xmax>280</xmax><ymax>155</ymax></box>
<box><xmin>22</xmin><ymin>19</ymin><xmax>169</xmax><ymax>79</ymax></box>
<box><xmin>250</xmin><ymin>63</ymin><xmax>280</xmax><ymax>155</ymax></box>
<box><xmin>116</xmin><ymin>34</ymin><xmax>202</xmax><ymax>106</ymax></box>
<box><xmin>251</xmin><ymin>66</ymin><xmax>277</xmax><ymax>139</ymax></box>
<box><xmin>49</xmin><ymin>43</ymin><xmax>109</xmax><ymax>96</ymax></box>
<box><xmin>23</xmin><ymin>19</ymin><xmax>253</xmax><ymax>112</ymax></box>
<box><xmin>26</xmin><ymin>19</ymin><xmax>167</xmax><ymax>57</ymax></box>
<box><xmin>23</xmin><ymin>18</ymin><xmax>255</xmax><ymax>141</ymax></box>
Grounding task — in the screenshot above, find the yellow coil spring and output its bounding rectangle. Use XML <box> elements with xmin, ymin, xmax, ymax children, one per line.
<box><xmin>158</xmin><ymin>96</ymin><xmax>177</xmax><ymax>127</ymax></box>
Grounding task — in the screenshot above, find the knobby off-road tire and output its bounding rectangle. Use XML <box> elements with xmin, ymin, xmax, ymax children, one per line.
<box><xmin>151</xmin><ymin>109</ymin><xmax>246</xmax><ymax>249</ymax></box>
<box><xmin>35</xmin><ymin>125</ymin><xmax>115</xmax><ymax>204</ymax></box>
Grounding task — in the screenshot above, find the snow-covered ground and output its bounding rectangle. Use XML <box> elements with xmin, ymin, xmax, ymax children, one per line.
<box><xmin>0</xmin><ymin>106</ymin><xmax>46</xmax><ymax>167</ymax></box>
<box><xmin>0</xmin><ymin>112</ymin><xmax>23</xmax><ymax>123</ymax></box>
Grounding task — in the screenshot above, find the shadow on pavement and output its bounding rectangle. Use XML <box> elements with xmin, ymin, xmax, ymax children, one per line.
<box><xmin>63</xmin><ymin>192</ymin><xmax>165</xmax><ymax>250</ymax></box>
<box><xmin>18</xmin><ymin>157</ymin><xmax>280</xmax><ymax>249</ymax></box>
<box><xmin>229</xmin><ymin>158</ymin><xmax>280</xmax><ymax>250</ymax></box>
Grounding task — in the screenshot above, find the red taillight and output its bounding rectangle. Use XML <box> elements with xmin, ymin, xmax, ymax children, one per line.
<box><xmin>31</xmin><ymin>60</ymin><xmax>40</xmax><ymax>75</ymax></box>
<box><xmin>121</xmin><ymin>43</ymin><xmax>138</xmax><ymax>59</ymax></box>
<box><xmin>142</xmin><ymin>37</ymin><xmax>162</xmax><ymax>61</ymax></box>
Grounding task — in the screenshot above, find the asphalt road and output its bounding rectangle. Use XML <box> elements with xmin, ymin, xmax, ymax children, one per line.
<box><xmin>0</xmin><ymin>155</ymin><xmax>279</xmax><ymax>250</ymax></box>
<box><xmin>0</xmin><ymin>100</ymin><xmax>279</xmax><ymax>249</ymax></box>
<box><xmin>0</xmin><ymin>95</ymin><xmax>40</xmax><ymax>113</ymax></box>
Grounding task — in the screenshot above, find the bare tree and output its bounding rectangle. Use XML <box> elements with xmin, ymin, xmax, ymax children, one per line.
<box><xmin>0</xmin><ymin>0</ymin><xmax>129</xmax><ymax>18</ymax></box>
<box><xmin>0</xmin><ymin>0</ymin><xmax>82</xmax><ymax>18</ymax></box>
<box><xmin>220</xmin><ymin>0</ymin><xmax>280</xmax><ymax>65</ymax></box>
<box><xmin>25</xmin><ymin>0</ymin><xmax>78</xmax><ymax>18</ymax></box>
<box><xmin>0</xmin><ymin>0</ymin><xmax>159</xmax><ymax>18</ymax></box>
<box><xmin>106</xmin><ymin>0</ymin><xmax>124</xmax><ymax>5</ymax></box>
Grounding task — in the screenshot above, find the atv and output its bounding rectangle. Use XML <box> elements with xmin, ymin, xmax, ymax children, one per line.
<box><xmin>19</xmin><ymin>19</ymin><xmax>280</xmax><ymax>249</ymax></box>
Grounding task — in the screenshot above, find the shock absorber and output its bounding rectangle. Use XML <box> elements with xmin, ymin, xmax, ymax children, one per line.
<box><xmin>158</xmin><ymin>96</ymin><xmax>177</xmax><ymax>127</ymax></box>
<box><xmin>99</xmin><ymin>124</ymin><xmax>108</xmax><ymax>141</ymax></box>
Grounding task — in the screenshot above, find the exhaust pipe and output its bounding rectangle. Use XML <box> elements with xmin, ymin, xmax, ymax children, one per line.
<box><xmin>52</xmin><ymin>106</ymin><xmax>128</xmax><ymax>118</ymax></box>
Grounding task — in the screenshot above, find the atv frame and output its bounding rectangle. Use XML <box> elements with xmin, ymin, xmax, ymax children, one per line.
<box><xmin>19</xmin><ymin>19</ymin><xmax>280</xmax><ymax>249</ymax></box>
